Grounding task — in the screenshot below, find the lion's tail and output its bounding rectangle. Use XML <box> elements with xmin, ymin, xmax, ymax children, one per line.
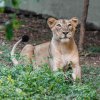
<box><xmin>11</xmin><ymin>35</ymin><xmax>29</xmax><ymax>66</ymax></box>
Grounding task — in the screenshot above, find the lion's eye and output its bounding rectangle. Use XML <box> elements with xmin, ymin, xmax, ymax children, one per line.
<box><xmin>68</xmin><ymin>23</ymin><xmax>72</xmax><ymax>27</ymax></box>
<box><xmin>57</xmin><ymin>24</ymin><xmax>61</xmax><ymax>27</ymax></box>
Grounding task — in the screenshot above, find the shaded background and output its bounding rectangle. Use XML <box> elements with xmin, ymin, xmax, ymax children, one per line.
<box><xmin>6</xmin><ymin>0</ymin><xmax>100</xmax><ymax>25</ymax></box>
<box><xmin>0</xmin><ymin>0</ymin><xmax>99</xmax><ymax>67</ymax></box>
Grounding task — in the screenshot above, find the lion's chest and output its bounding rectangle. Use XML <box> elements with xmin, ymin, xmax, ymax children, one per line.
<box><xmin>61</xmin><ymin>54</ymin><xmax>73</xmax><ymax>66</ymax></box>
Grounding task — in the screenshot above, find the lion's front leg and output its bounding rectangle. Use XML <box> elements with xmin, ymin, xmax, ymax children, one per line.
<box><xmin>72</xmin><ymin>64</ymin><xmax>81</xmax><ymax>81</ymax></box>
<box><xmin>52</xmin><ymin>58</ymin><xmax>63</xmax><ymax>71</ymax></box>
<box><xmin>52</xmin><ymin>60</ymin><xmax>58</xmax><ymax>71</ymax></box>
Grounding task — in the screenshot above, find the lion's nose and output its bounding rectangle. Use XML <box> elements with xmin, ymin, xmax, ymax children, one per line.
<box><xmin>63</xmin><ymin>32</ymin><xmax>68</xmax><ymax>35</ymax></box>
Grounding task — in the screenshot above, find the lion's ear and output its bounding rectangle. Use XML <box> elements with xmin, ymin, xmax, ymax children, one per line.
<box><xmin>70</xmin><ymin>17</ymin><xmax>78</xmax><ymax>27</ymax></box>
<box><xmin>47</xmin><ymin>17</ymin><xmax>57</xmax><ymax>28</ymax></box>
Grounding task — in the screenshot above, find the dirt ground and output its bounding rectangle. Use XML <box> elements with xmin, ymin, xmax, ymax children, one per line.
<box><xmin>0</xmin><ymin>13</ymin><xmax>100</xmax><ymax>67</ymax></box>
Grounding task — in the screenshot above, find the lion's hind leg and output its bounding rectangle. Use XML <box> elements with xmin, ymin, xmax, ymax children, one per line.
<box><xmin>20</xmin><ymin>44</ymin><xmax>34</xmax><ymax>65</ymax></box>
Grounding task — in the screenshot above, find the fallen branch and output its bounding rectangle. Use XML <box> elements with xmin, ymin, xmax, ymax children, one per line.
<box><xmin>86</xmin><ymin>22</ymin><xmax>100</xmax><ymax>31</ymax></box>
<box><xmin>4</xmin><ymin>7</ymin><xmax>49</xmax><ymax>19</ymax></box>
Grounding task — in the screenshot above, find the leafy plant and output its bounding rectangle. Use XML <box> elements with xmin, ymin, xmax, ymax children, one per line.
<box><xmin>0</xmin><ymin>45</ymin><xmax>99</xmax><ymax>99</ymax></box>
<box><xmin>0</xmin><ymin>0</ymin><xmax>20</xmax><ymax>40</ymax></box>
<box><xmin>0</xmin><ymin>0</ymin><xmax>5</xmax><ymax>13</ymax></box>
<box><xmin>87</xmin><ymin>46</ymin><xmax>100</xmax><ymax>53</ymax></box>
<box><xmin>11</xmin><ymin>0</ymin><xmax>19</xmax><ymax>8</ymax></box>
<box><xmin>0</xmin><ymin>64</ymin><xmax>98</xmax><ymax>99</ymax></box>
<box><xmin>5</xmin><ymin>21</ymin><xmax>14</xmax><ymax>40</ymax></box>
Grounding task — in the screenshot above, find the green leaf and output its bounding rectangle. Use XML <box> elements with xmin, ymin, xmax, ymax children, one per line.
<box><xmin>11</xmin><ymin>0</ymin><xmax>19</xmax><ymax>8</ymax></box>
<box><xmin>12</xmin><ymin>18</ymin><xmax>20</xmax><ymax>29</ymax></box>
<box><xmin>5</xmin><ymin>21</ymin><xmax>13</xmax><ymax>40</ymax></box>
<box><xmin>0</xmin><ymin>8</ymin><xmax>4</xmax><ymax>13</ymax></box>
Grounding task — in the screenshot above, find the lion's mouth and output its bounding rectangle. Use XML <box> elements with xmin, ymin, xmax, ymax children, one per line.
<box><xmin>60</xmin><ymin>37</ymin><xmax>70</xmax><ymax>40</ymax></box>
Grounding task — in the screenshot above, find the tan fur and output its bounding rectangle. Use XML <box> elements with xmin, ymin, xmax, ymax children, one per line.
<box><xmin>11</xmin><ymin>17</ymin><xmax>81</xmax><ymax>80</ymax></box>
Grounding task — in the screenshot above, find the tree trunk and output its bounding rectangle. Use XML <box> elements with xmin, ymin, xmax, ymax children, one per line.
<box><xmin>78</xmin><ymin>0</ymin><xmax>89</xmax><ymax>51</ymax></box>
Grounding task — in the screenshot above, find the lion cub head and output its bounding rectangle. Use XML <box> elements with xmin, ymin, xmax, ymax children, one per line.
<box><xmin>47</xmin><ymin>17</ymin><xmax>78</xmax><ymax>43</ymax></box>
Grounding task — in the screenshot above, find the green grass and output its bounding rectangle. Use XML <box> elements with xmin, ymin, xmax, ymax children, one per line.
<box><xmin>0</xmin><ymin>65</ymin><xmax>99</xmax><ymax>100</ymax></box>
<box><xmin>86</xmin><ymin>46</ymin><xmax>100</xmax><ymax>53</ymax></box>
<box><xmin>0</xmin><ymin>45</ymin><xmax>100</xmax><ymax>100</ymax></box>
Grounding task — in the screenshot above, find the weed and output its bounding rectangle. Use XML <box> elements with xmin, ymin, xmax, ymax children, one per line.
<box><xmin>0</xmin><ymin>45</ymin><xmax>99</xmax><ymax>99</ymax></box>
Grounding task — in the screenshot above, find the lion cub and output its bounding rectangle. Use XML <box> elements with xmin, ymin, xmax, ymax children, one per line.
<box><xmin>11</xmin><ymin>17</ymin><xmax>81</xmax><ymax>80</ymax></box>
